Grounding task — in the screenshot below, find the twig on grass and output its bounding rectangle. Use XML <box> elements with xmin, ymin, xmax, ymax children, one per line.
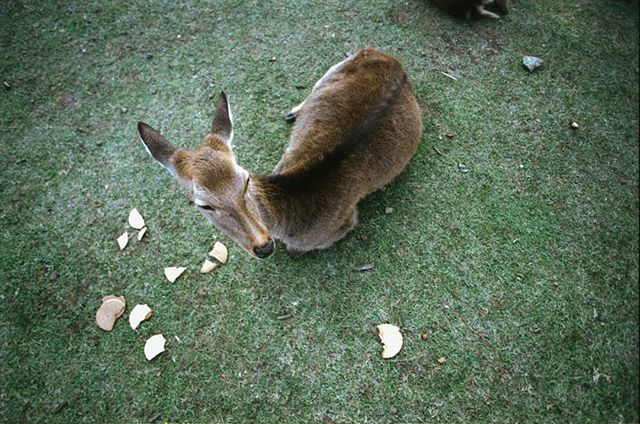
<box><xmin>440</xmin><ymin>71</ymin><xmax>458</xmax><ymax>81</ymax></box>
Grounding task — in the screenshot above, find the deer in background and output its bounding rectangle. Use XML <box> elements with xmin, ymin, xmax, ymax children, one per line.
<box><xmin>430</xmin><ymin>0</ymin><xmax>510</xmax><ymax>19</ymax></box>
<box><xmin>138</xmin><ymin>48</ymin><xmax>422</xmax><ymax>258</ymax></box>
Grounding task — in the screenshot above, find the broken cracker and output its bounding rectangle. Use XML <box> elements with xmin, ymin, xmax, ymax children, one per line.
<box><xmin>144</xmin><ymin>334</ymin><xmax>166</xmax><ymax>361</ymax></box>
<box><xmin>200</xmin><ymin>259</ymin><xmax>217</xmax><ymax>274</ymax></box>
<box><xmin>208</xmin><ymin>241</ymin><xmax>228</xmax><ymax>264</ymax></box>
<box><xmin>96</xmin><ymin>295</ymin><xmax>126</xmax><ymax>331</ymax></box>
<box><xmin>129</xmin><ymin>304</ymin><xmax>153</xmax><ymax>329</ymax></box>
<box><xmin>128</xmin><ymin>208</ymin><xmax>145</xmax><ymax>230</ymax></box>
<box><xmin>377</xmin><ymin>323</ymin><xmax>403</xmax><ymax>359</ymax></box>
<box><xmin>117</xmin><ymin>231</ymin><xmax>128</xmax><ymax>250</ymax></box>
<box><xmin>164</xmin><ymin>266</ymin><xmax>186</xmax><ymax>283</ymax></box>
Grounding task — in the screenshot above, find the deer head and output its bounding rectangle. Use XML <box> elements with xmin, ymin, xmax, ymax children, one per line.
<box><xmin>137</xmin><ymin>92</ymin><xmax>275</xmax><ymax>258</ymax></box>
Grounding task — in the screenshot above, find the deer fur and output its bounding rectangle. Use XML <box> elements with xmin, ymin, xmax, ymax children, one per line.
<box><xmin>138</xmin><ymin>48</ymin><xmax>422</xmax><ymax>258</ymax></box>
<box><xmin>430</xmin><ymin>0</ymin><xmax>510</xmax><ymax>19</ymax></box>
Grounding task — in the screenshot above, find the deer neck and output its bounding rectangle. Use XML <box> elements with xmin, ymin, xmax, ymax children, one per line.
<box><xmin>248</xmin><ymin>173</ymin><xmax>314</xmax><ymax>231</ymax></box>
<box><xmin>249</xmin><ymin>174</ymin><xmax>284</xmax><ymax>229</ymax></box>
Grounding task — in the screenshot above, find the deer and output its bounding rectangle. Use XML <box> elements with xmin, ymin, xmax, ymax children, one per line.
<box><xmin>137</xmin><ymin>47</ymin><xmax>422</xmax><ymax>259</ymax></box>
<box><xmin>430</xmin><ymin>0</ymin><xmax>510</xmax><ymax>19</ymax></box>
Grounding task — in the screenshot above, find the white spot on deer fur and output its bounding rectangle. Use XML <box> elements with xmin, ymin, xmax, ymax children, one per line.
<box><xmin>289</xmin><ymin>101</ymin><xmax>305</xmax><ymax>115</ymax></box>
<box><xmin>139</xmin><ymin>136</ymin><xmax>153</xmax><ymax>157</ymax></box>
<box><xmin>227</xmin><ymin>95</ymin><xmax>234</xmax><ymax>145</ymax></box>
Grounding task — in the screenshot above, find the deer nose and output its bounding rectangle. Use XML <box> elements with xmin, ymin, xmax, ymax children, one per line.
<box><xmin>253</xmin><ymin>239</ymin><xmax>275</xmax><ymax>258</ymax></box>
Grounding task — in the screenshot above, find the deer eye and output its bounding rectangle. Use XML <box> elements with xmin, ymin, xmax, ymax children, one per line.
<box><xmin>198</xmin><ymin>204</ymin><xmax>215</xmax><ymax>212</ymax></box>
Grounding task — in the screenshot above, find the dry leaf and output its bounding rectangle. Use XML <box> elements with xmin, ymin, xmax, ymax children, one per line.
<box><xmin>117</xmin><ymin>231</ymin><xmax>128</xmax><ymax>250</ymax></box>
<box><xmin>164</xmin><ymin>266</ymin><xmax>186</xmax><ymax>283</ymax></box>
<box><xmin>129</xmin><ymin>304</ymin><xmax>153</xmax><ymax>329</ymax></box>
<box><xmin>96</xmin><ymin>295</ymin><xmax>126</xmax><ymax>331</ymax></box>
<box><xmin>137</xmin><ymin>227</ymin><xmax>147</xmax><ymax>241</ymax></box>
<box><xmin>209</xmin><ymin>241</ymin><xmax>228</xmax><ymax>264</ymax></box>
<box><xmin>128</xmin><ymin>208</ymin><xmax>145</xmax><ymax>229</ymax></box>
<box><xmin>437</xmin><ymin>356</ymin><xmax>447</xmax><ymax>364</ymax></box>
<box><xmin>377</xmin><ymin>323</ymin><xmax>403</xmax><ymax>359</ymax></box>
<box><xmin>200</xmin><ymin>259</ymin><xmax>217</xmax><ymax>274</ymax></box>
<box><xmin>144</xmin><ymin>334</ymin><xmax>166</xmax><ymax>360</ymax></box>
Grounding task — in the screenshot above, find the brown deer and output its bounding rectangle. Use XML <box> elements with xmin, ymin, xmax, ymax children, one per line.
<box><xmin>137</xmin><ymin>48</ymin><xmax>422</xmax><ymax>258</ymax></box>
<box><xmin>430</xmin><ymin>0</ymin><xmax>510</xmax><ymax>19</ymax></box>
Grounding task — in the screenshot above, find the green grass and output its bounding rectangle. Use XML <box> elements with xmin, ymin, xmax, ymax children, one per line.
<box><xmin>1</xmin><ymin>0</ymin><xmax>638</xmax><ymax>422</ymax></box>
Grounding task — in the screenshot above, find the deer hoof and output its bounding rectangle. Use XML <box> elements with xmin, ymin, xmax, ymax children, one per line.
<box><xmin>284</xmin><ymin>111</ymin><xmax>297</xmax><ymax>123</ymax></box>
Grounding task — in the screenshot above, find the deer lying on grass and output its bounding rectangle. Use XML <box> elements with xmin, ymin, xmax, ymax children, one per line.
<box><xmin>138</xmin><ymin>48</ymin><xmax>422</xmax><ymax>258</ymax></box>
<box><xmin>430</xmin><ymin>0</ymin><xmax>510</xmax><ymax>19</ymax></box>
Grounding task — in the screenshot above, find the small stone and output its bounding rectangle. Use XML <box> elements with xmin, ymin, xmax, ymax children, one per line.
<box><xmin>570</xmin><ymin>121</ymin><xmax>579</xmax><ymax>129</ymax></box>
<box><xmin>384</xmin><ymin>207</ymin><xmax>394</xmax><ymax>214</ymax></box>
<box><xmin>446</xmin><ymin>131</ymin><xmax>454</xmax><ymax>138</ymax></box>
<box><xmin>437</xmin><ymin>356</ymin><xmax>447</xmax><ymax>364</ymax></box>
<box><xmin>522</xmin><ymin>56</ymin><xmax>543</xmax><ymax>72</ymax></box>
<box><xmin>50</xmin><ymin>271</ymin><xmax>58</xmax><ymax>282</ymax></box>
<box><xmin>354</xmin><ymin>263</ymin><xmax>374</xmax><ymax>272</ymax></box>
<box><xmin>457</xmin><ymin>163</ymin><xmax>470</xmax><ymax>173</ymax></box>
<box><xmin>420</xmin><ymin>331</ymin><xmax>430</xmax><ymax>340</ymax></box>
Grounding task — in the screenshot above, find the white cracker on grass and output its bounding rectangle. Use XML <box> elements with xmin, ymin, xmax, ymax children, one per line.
<box><xmin>96</xmin><ymin>295</ymin><xmax>126</xmax><ymax>331</ymax></box>
<box><xmin>377</xmin><ymin>323</ymin><xmax>403</xmax><ymax>359</ymax></box>
<box><xmin>144</xmin><ymin>334</ymin><xmax>166</xmax><ymax>360</ymax></box>
<box><xmin>164</xmin><ymin>267</ymin><xmax>186</xmax><ymax>283</ymax></box>
<box><xmin>200</xmin><ymin>259</ymin><xmax>217</xmax><ymax>273</ymax></box>
<box><xmin>128</xmin><ymin>208</ymin><xmax>145</xmax><ymax>230</ymax></box>
<box><xmin>117</xmin><ymin>231</ymin><xmax>129</xmax><ymax>250</ymax></box>
<box><xmin>208</xmin><ymin>241</ymin><xmax>228</xmax><ymax>264</ymax></box>
<box><xmin>129</xmin><ymin>304</ymin><xmax>153</xmax><ymax>329</ymax></box>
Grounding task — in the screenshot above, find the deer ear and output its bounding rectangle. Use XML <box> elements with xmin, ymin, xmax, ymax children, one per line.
<box><xmin>211</xmin><ymin>91</ymin><xmax>233</xmax><ymax>145</ymax></box>
<box><xmin>138</xmin><ymin>122</ymin><xmax>177</xmax><ymax>174</ymax></box>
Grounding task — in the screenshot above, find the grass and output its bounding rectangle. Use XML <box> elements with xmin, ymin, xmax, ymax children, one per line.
<box><xmin>1</xmin><ymin>0</ymin><xmax>638</xmax><ymax>422</ymax></box>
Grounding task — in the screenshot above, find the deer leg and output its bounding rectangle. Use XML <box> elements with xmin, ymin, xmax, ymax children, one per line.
<box><xmin>477</xmin><ymin>4</ymin><xmax>501</xmax><ymax>18</ymax></box>
<box><xmin>316</xmin><ymin>208</ymin><xmax>358</xmax><ymax>250</ymax></box>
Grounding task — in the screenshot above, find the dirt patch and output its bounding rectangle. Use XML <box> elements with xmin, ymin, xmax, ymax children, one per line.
<box><xmin>58</xmin><ymin>91</ymin><xmax>81</xmax><ymax>109</ymax></box>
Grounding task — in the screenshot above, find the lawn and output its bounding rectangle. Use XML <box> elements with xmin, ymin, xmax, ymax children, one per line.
<box><xmin>1</xmin><ymin>0</ymin><xmax>638</xmax><ymax>422</ymax></box>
